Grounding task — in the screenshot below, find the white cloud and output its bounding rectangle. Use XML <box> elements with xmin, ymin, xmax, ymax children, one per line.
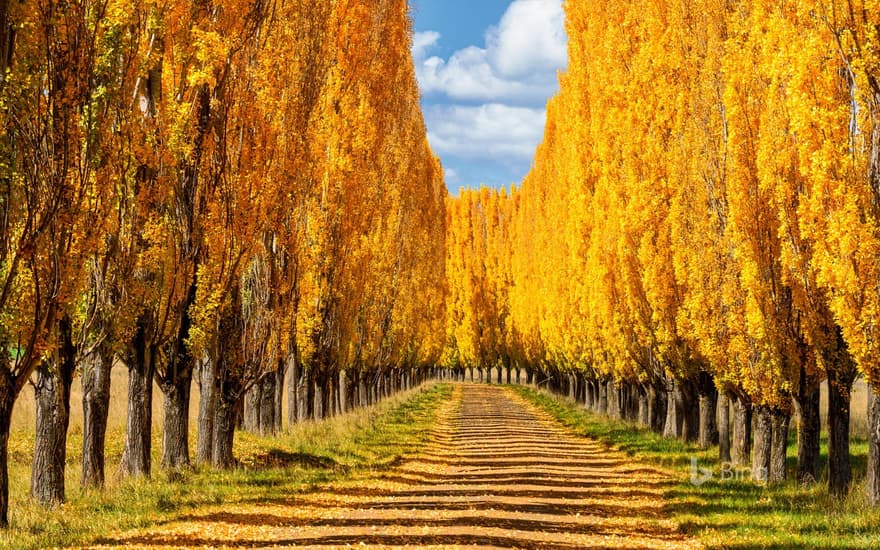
<box><xmin>412</xmin><ymin>31</ymin><xmax>440</xmax><ymax>62</ymax></box>
<box><xmin>412</xmin><ymin>0</ymin><xmax>566</xmax><ymax>105</ymax></box>
<box><xmin>487</xmin><ymin>0</ymin><xmax>567</xmax><ymax>79</ymax></box>
<box><xmin>424</xmin><ymin>103</ymin><xmax>546</xmax><ymax>160</ymax></box>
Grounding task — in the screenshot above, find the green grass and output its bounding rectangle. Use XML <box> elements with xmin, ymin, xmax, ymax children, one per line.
<box><xmin>0</xmin><ymin>383</ymin><xmax>452</xmax><ymax>550</ymax></box>
<box><xmin>514</xmin><ymin>385</ymin><xmax>880</xmax><ymax>549</ymax></box>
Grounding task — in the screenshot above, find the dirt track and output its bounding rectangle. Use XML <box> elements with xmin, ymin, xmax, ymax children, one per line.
<box><xmin>92</xmin><ymin>384</ymin><xmax>700</xmax><ymax>549</ymax></box>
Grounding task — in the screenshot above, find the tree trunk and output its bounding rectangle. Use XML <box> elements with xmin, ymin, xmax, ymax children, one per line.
<box><xmin>648</xmin><ymin>382</ymin><xmax>666</xmax><ymax>433</ymax></box>
<box><xmin>637</xmin><ymin>384</ymin><xmax>649</xmax><ymax>427</ymax></box>
<box><xmin>259</xmin><ymin>373</ymin><xmax>276</xmax><ymax>435</ymax></box>
<box><xmin>769</xmin><ymin>408</ymin><xmax>790</xmax><ymax>483</ymax></box>
<box><xmin>732</xmin><ymin>394</ymin><xmax>752</xmax><ymax>467</ymax></box>
<box><xmin>526</xmin><ymin>369</ymin><xmax>533</xmax><ymax>385</ymax></box>
<box><xmin>212</xmin><ymin>395</ymin><xmax>238</xmax><ymax>469</ymax></box>
<box><xmin>158</xmin><ymin>280</ymin><xmax>196</xmax><ymax>470</ymax></box>
<box><xmin>313</xmin><ymin>374</ymin><xmax>324</xmax><ymax>420</ymax></box>
<box><xmin>794</xmin><ymin>376</ymin><xmax>820</xmax><ymax>484</ymax></box>
<box><xmin>301</xmin><ymin>366</ymin><xmax>313</xmax><ymax>420</ymax></box>
<box><xmin>160</xmin><ymin>374</ymin><xmax>191</xmax><ymax>469</ymax></box>
<box><xmin>598</xmin><ymin>379</ymin><xmax>608</xmax><ymax>413</ymax></box>
<box><xmin>358</xmin><ymin>372</ymin><xmax>368</xmax><ymax>408</ymax></box>
<box><xmin>81</xmin><ymin>345</ymin><xmax>113</xmax><ymax>488</ymax></box>
<box><xmin>0</xmin><ymin>382</ymin><xmax>14</xmax><ymax>528</ymax></box>
<box><xmin>718</xmin><ymin>391</ymin><xmax>731</xmax><ymax>463</ymax></box>
<box><xmin>244</xmin><ymin>382</ymin><xmax>261</xmax><ymax>432</ymax></box>
<box><xmin>828</xmin><ymin>369</ymin><xmax>854</xmax><ymax>496</ymax></box>
<box><xmin>752</xmin><ymin>405</ymin><xmax>772</xmax><ymax>482</ymax></box>
<box><xmin>274</xmin><ymin>358</ymin><xmax>285</xmax><ymax>432</ymax></box>
<box><xmin>196</xmin><ymin>358</ymin><xmax>216</xmax><ymax>465</ymax></box>
<box><xmin>120</xmin><ymin>319</ymin><xmax>154</xmax><ymax>478</ymax></box>
<box><xmin>680</xmin><ymin>379</ymin><xmax>700</xmax><ymax>442</ymax></box>
<box><xmin>607</xmin><ymin>379</ymin><xmax>619</xmax><ymax>418</ymax></box>
<box><xmin>698</xmin><ymin>374</ymin><xmax>718</xmax><ymax>449</ymax></box>
<box><xmin>338</xmin><ymin>369</ymin><xmax>347</xmax><ymax>414</ymax></box>
<box><xmin>31</xmin><ymin>317</ymin><xmax>75</xmax><ymax>507</ymax></box>
<box><xmin>287</xmin><ymin>354</ymin><xmax>300</xmax><ymax>425</ymax></box>
<box><xmin>663</xmin><ymin>380</ymin><xmax>680</xmax><ymax>438</ymax></box>
<box><xmin>867</xmin><ymin>385</ymin><xmax>880</xmax><ymax>505</ymax></box>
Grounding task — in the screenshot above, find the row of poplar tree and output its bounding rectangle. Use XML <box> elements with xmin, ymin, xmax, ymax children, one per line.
<box><xmin>444</xmin><ymin>0</ymin><xmax>880</xmax><ymax>503</ymax></box>
<box><xmin>0</xmin><ymin>0</ymin><xmax>446</xmax><ymax>527</ymax></box>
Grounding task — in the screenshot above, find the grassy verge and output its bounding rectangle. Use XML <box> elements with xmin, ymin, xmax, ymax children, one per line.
<box><xmin>1</xmin><ymin>383</ymin><xmax>452</xmax><ymax>550</ymax></box>
<box><xmin>513</xmin><ymin>385</ymin><xmax>880</xmax><ymax>549</ymax></box>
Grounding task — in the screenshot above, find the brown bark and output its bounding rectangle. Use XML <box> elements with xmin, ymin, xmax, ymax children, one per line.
<box><xmin>663</xmin><ymin>380</ymin><xmax>680</xmax><ymax>438</ymax></box>
<box><xmin>681</xmin><ymin>379</ymin><xmax>700</xmax><ymax>442</ymax></box>
<box><xmin>196</xmin><ymin>358</ymin><xmax>216</xmax><ymax>465</ymax></box>
<box><xmin>698</xmin><ymin>374</ymin><xmax>719</xmax><ymax>449</ymax></box>
<box><xmin>300</xmin><ymin>365</ymin><xmax>312</xmax><ymax>420</ymax></box>
<box><xmin>120</xmin><ymin>318</ymin><xmax>154</xmax><ymax>478</ymax></box>
<box><xmin>260</xmin><ymin>373</ymin><xmax>276</xmax><ymax>435</ymax></box>
<box><xmin>31</xmin><ymin>317</ymin><xmax>76</xmax><ymax>506</ymax></box>
<box><xmin>358</xmin><ymin>371</ymin><xmax>368</xmax><ymax>408</ymax></box>
<box><xmin>647</xmin><ymin>382</ymin><xmax>666</xmax><ymax>433</ymax></box>
<box><xmin>81</xmin><ymin>345</ymin><xmax>113</xmax><ymax>488</ymax></box>
<box><xmin>867</xmin><ymin>385</ymin><xmax>880</xmax><ymax>505</ymax></box>
<box><xmin>287</xmin><ymin>354</ymin><xmax>300</xmax><ymax>425</ymax></box>
<box><xmin>212</xmin><ymin>396</ymin><xmax>237</xmax><ymax>469</ymax></box>
<box><xmin>0</xmin><ymin>378</ymin><xmax>14</xmax><ymax>528</ymax></box>
<box><xmin>731</xmin><ymin>394</ymin><xmax>752</xmax><ymax>467</ymax></box>
<box><xmin>828</xmin><ymin>368</ymin><xmax>854</xmax><ymax>495</ymax></box>
<box><xmin>158</xmin><ymin>281</ymin><xmax>196</xmax><ymax>470</ymax></box>
<box><xmin>273</xmin><ymin>358</ymin><xmax>285</xmax><ymax>432</ymax></box>
<box><xmin>752</xmin><ymin>405</ymin><xmax>772</xmax><ymax>482</ymax></box>
<box><xmin>160</xmin><ymin>376</ymin><xmax>191</xmax><ymax>469</ymax></box>
<box><xmin>244</xmin><ymin>381</ymin><xmax>261</xmax><ymax>432</ymax></box>
<box><xmin>637</xmin><ymin>384</ymin><xmax>649</xmax><ymax>427</ymax></box>
<box><xmin>769</xmin><ymin>408</ymin><xmax>790</xmax><ymax>483</ymax></box>
<box><xmin>597</xmin><ymin>379</ymin><xmax>608</xmax><ymax>413</ymax></box>
<box><xmin>794</xmin><ymin>375</ymin><xmax>820</xmax><ymax>484</ymax></box>
<box><xmin>718</xmin><ymin>391</ymin><xmax>731</xmax><ymax>463</ymax></box>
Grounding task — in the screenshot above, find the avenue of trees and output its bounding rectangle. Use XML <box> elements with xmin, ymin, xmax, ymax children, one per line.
<box><xmin>0</xmin><ymin>0</ymin><xmax>446</xmax><ymax>527</ymax></box>
<box><xmin>6</xmin><ymin>0</ymin><xmax>880</xmax><ymax>533</ymax></box>
<box><xmin>443</xmin><ymin>0</ymin><xmax>880</xmax><ymax>503</ymax></box>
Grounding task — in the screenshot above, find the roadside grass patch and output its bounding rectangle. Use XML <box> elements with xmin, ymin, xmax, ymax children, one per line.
<box><xmin>514</xmin><ymin>385</ymin><xmax>880</xmax><ymax>549</ymax></box>
<box><xmin>0</xmin><ymin>383</ymin><xmax>451</xmax><ymax>550</ymax></box>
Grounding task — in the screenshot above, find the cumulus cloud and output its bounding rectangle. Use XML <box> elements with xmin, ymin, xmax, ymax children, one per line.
<box><xmin>412</xmin><ymin>1</ymin><xmax>566</xmax><ymax>189</ymax></box>
<box><xmin>412</xmin><ymin>31</ymin><xmax>440</xmax><ymax>62</ymax></box>
<box><xmin>487</xmin><ymin>0</ymin><xmax>567</xmax><ymax>79</ymax></box>
<box><xmin>413</xmin><ymin>0</ymin><xmax>566</xmax><ymax>106</ymax></box>
<box><xmin>423</xmin><ymin>103</ymin><xmax>546</xmax><ymax>160</ymax></box>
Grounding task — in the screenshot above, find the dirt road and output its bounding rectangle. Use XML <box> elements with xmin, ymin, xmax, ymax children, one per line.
<box><xmin>93</xmin><ymin>384</ymin><xmax>699</xmax><ymax>549</ymax></box>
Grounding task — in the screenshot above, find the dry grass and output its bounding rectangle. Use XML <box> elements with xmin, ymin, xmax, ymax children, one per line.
<box><xmin>11</xmin><ymin>365</ymin><xmax>201</xmax><ymax>435</ymax></box>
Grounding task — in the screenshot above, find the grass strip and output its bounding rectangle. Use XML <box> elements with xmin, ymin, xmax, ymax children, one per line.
<box><xmin>514</xmin><ymin>385</ymin><xmax>880</xmax><ymax>549</ymax></box>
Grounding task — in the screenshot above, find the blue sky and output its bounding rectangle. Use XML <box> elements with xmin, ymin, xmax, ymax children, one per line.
<box><xmin>409</xmin><ymin>0</ymin><xmax>568</xmax><ymax>195</ymax></box>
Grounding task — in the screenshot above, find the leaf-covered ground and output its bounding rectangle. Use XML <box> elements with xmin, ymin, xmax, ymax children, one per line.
<box><xmin>90</xmin><ymin>384</ymin><xmax>698</xmax><ymax>549</ymax></box>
